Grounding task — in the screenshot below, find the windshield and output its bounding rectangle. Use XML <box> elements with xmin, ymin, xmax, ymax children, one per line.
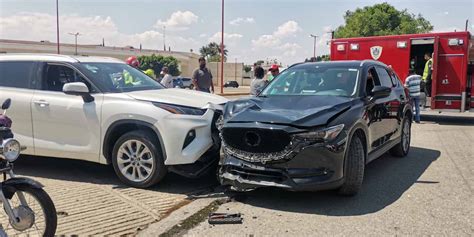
<box><xmin>80</xmin><ymin>63</ymin><xmax>164</xmax><ymax>93</ymax></box>
<box><xmin>261</xmin><ymin>65</ymin><xmax>359</xmax><ymax>97</ymax></box>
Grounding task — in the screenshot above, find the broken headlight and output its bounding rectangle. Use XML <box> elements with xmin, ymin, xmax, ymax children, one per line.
<box><xmin>294</xmin><ymin>124</ymin><xmax>344</xmax><ymax>142</ymax></box>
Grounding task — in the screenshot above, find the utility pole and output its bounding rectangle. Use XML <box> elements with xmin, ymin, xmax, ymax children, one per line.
<box><xmin>234</xmin><ymin>58</ymin><xmax>237</xmax><ymax>82</ymax></box>
<box><xmin>68</xmin><ymin>32</ymin><xmax>80</xmax><ymax>55</ymax></box>
<box><xmin>56</xmin><ymin>0</ymin><xmax>60</xmax><ymax>54</ymax></box>
<box><xmin>220</xmin><ymin>0</ymin><xmax>225</xmax><ymax>94</ymax></box>
<box><xmin>310</xmin><ymin>34</ymin><xmax>318</xmax><ymax>60</ymax></box>
<box><xmin>163</xmin><ymin>26</ymin><xmax>166</xmax><ymax>51</ymax></box>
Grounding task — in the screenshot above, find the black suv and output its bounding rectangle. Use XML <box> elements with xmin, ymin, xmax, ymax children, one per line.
<box><xmin>218</xmin><ymin>60</ymin><xmax>413</xmax><ymax>195</ymax></box>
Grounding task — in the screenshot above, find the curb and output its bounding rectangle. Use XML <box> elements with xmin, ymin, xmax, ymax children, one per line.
<box><xmin>138</xmin><ymin>197</ymin><xmax>220</xmax><ymax>237</ymax></box>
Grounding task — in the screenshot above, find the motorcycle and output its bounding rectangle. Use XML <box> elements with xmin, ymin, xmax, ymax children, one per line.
<box><xmin>0</xmin><ymin>99</ymin><xmax>57</xmax><ymax>236</ymax></box>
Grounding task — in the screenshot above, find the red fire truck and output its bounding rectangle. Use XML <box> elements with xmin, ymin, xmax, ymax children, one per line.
<box><xmin>331</xmin><ymin>31</ymin><xmax>473</xmax><ymax>112</ymax></box>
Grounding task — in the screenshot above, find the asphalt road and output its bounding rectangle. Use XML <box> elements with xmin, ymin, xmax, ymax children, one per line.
<box><xmin>185</xmin><ymin>115</ymin><xmax>474</xmax><ymax>236</ymax></box>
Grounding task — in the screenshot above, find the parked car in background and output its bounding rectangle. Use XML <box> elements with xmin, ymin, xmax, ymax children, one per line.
<box><xmin>218</xmin><ymin>60</ymin><xmax>413</xmax><ymax>195</ymax></box>
<box><xmin>0</xmin><ymin>54</ymin><xmax>228</xmax><ymax>188</ymax></box>
<box><xmin>224</xmin><ymin>81</ymin><xmax>239</xmax><ymax>88</ymax></box>
<box><xmin>173</xmin><ymin>77</ymin><xmax>194</xmax><ymax>89</ymax></box>
<box><xmin>172</xmin><ymin>77</ymin><xmax>184</xmax><ymax>88</ymax></box>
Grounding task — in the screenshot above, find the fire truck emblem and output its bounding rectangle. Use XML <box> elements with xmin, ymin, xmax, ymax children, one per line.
<box><xmin>370</xmin><ymin>46</ymin><xmax>383</xmax><ymax>60</ymax></box>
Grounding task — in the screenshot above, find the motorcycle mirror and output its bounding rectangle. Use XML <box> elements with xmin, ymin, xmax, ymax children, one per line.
<box><xmin>2</xmin><ymin>98</ymin><xmax>11</xmax><ymax>110</ymax></box>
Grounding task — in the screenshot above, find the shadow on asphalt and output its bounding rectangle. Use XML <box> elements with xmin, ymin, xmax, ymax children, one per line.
<box><xmin>12</xmin><ymin>155</ymin><xmax>219</xmax><ymax>195</ymax></box>
<box><xmin>233</xmin><ymin>147</ymin><xmax>440</xmax><ymax>216</ymax></box>
<box><xmin>420</xmin><ymin>114</ymin><xmax>474</xmax><ymax>126</ymax></box>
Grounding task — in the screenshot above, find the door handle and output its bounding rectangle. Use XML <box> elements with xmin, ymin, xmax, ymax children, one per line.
<box><xmin>33</xmin><ymin>100</ymin><xmax>49</xmax><ymax>107</ymax></box>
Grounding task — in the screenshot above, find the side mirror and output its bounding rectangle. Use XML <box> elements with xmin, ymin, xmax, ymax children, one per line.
<box><xmin>63</xmin><ymin>82</ymin><xmax>94</xmax><ymax>103</ymax></box>
<box><xmin>370</xmin><ymin>86</ymin><xmax>391</xmax><ymax>101</ymax></box>
<box><xmin>1</xmin><ymin>98</ymin><xmax>11</xmax><ymax>110</ymax></box>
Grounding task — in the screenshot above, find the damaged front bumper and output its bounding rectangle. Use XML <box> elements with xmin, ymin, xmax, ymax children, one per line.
<box><xmin>219</xmin><ymin>137</ymin><xmax>347</xmax><ymax>192</ymax></box>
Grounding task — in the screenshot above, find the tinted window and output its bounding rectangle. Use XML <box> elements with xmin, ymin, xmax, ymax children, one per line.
<box><xmin>389</xmin><ymin>71</ymin><xmax>400</xmax><ymax>86</ymax></box>
<box><xmin>0</xmin><ymin>61</ymin><xmax>34</xmax><ymax>89</ymax></box>
<box><xmin>261</xmin><ymin>65</ymin><xmax>359</xmax><ymax>97</ymax></box>
<box><xmin>375</xmin><ymin>67</ymin><xmax>394</xmax><ymax>88</ymax></box>
<box><xmin>42</xmin><ymin>64</ymin><xmax>95</xmax><ymax>92</ymax></box>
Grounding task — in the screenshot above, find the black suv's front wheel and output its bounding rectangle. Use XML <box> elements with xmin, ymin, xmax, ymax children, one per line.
<box><xmin>338</xmin><ymin>135</ymin><xmax>365</xmax><ymax>196</ymax></box>
<box><xmin>111</xmin><ymin>130</ymin><xmax>167</xmax><ymax>188</ymax></box>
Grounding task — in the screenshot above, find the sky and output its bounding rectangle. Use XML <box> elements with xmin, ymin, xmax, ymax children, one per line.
<box><xmin>0</xmin><ymin>0</ymin><xmax>473</xmax><ymax>65</ymax></box>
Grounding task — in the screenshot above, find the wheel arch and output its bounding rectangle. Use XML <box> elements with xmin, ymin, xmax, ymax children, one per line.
<box><xmin>102</xmin><ymin>120</ymin><xmax>166</xmax><ymax>164</ymax></box>
<box><xmin>347</xmin><ymin>121</ymin><xmax>369</xmax><ymax>163</ymax></box>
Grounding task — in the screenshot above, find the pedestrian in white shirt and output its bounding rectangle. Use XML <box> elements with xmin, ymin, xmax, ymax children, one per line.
<box><xmin>160</xmin><ymin>67</ymin><xmax>173</xmax><ymax>88</ymax></box>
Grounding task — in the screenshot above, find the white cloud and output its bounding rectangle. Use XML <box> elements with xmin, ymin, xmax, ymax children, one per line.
<box><xmin>208</xmin><ymin>32</ymin><xmax>243</xmax><ymax>44</ymax></box>
<box><xmin>280</xmin><ymin>43</ymin><xmax>302</xmax><ymax>56</ymax></box>
<box><xmin>199</xmin><ymin>33</ymin><xmax>207</xmax><ymax>38</ymax></box>
<box><xmin>0</xmin><ymin>12</ymin><xmax>198</xmax><ymax>51</ymax></box>
<box><xmin>251</xmin><ymin>20</ymin><xmax>301</xmax><ymax>49</ymax></box>
<box><xmin>273</xmin><ymin>20</ymin><xmax>302</xmax><ymax>38</ymax></box>
<box><xmin>251</xmin><ymin>35</ymin><xmax>281</xmax><ymax>48</ymax></box>
<box><xmin>229</xmin><ymin>17</ymin><xmax>255</xmax><ymax>26</ymax></box>
<box><xmin>154</xmin><ymin>10</ymin><xmax>198</xmax><ymax>31</ymax></box>
<box><xmin>444</xmin><ymin>11</ymin><xmax>449</xmax><ymax>15</ymax></box>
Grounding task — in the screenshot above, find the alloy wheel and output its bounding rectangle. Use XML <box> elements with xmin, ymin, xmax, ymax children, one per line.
<box><xmin>117</xmin><ymin>140</ymin><xmax>155</xmax><ymax>182</ymax></box>
<box><xmin>402</xmin><ymin>119</ymin><xmax>411</xmax><ymax>152</ymax></box>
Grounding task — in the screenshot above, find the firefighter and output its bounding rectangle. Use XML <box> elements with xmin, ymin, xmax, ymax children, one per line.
<box><xmin>422</xmin><ymin>52</ymin><xmax>433</xmax><ymax>98</ymax></box>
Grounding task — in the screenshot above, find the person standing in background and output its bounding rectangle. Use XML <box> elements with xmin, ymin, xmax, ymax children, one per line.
<box><xmin>250</xmin><ymin>66</ymin><xmax>267</xmax><ymax>95</ymax></box>
<box><xmin>267</xmin><ymin>64</ymin><xmax>280</xmax><ymax>81</ymax></box>
<box><xmin>160</xmin><ymin>67</ymin><xmax>173</xmax><ymax>88</ymax></box>
<box><xmin>405</xmin><ymin>69</ymin><xmax>422</xmax><ymax>123</ymax></box>
<box><xmin>422</xmin><ymin>52</ymin><xmax>433</xmax><ymax>97</ymax></box>
<box><xmin>192</xmin><ymin>57</ymin><xmax>214</xmax><ymax>93</ymax></box>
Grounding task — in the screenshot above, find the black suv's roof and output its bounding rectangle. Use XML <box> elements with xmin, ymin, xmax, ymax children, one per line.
<box><xmin>290</xmin><ymin>60</ymin><xmax>387</xmax><ymax>69</ymax></box>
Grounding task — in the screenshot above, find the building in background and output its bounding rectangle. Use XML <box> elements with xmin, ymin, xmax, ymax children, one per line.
<box><xmin>0</xmin><ymin>39</ymin><xmax>199</xmax><ymax>77</ymax></box>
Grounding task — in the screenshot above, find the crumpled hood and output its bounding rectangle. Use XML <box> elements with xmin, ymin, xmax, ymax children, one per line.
<box><xmin>126</xmin><ymin>88</ymin><xmax>228</xmax><ymax>108</ymax></box>
<box><xmin>225</xmin><ymin>96</ymin><xmax>353</xmax><ymax>127</ymax></box>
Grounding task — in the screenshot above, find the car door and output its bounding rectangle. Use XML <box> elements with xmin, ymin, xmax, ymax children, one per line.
<box><xmin>0</xmin><ymin>61</ymin><xmax>36</xmax><ymax>154</ymax></box>
<box><xmin>365</xmin><ymin>66</ymin><xmax>397</xmax><ymax>152</ymax></box>
<box><xmin>31</xmin><ymin>62</ymin><xmax>103</xmax><ymax>162</ymax></box>
<box><xmin>375</xmin><ymin>66</ymin><xmax>400</xmax><ymax>140</ymax></box>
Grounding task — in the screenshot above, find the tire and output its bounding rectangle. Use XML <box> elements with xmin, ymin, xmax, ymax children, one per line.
<box><xmin>390</xmin><ymin>117</ymin><xmax>411</xmax><ymax>157</ymax></box>
<box><xmin>111</xmin><ymin>130</ymin><xmax>167</xmax><ymax>188</ymax></box>
<box><xmin>189</xmin><ymin>84</ymin><xmax>194</xmax><ymax>90</ymax></box>
<box><xmin>338</xmin><ymin>135</ymin><xmax>365</xmax><ymax>196</ymax></box>
<box><xmin>2</xmin><ymin>185</ymin><xmax>57</xmax><ymax>237</ymax></box>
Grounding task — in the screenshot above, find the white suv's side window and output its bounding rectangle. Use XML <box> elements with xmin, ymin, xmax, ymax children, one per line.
<box><xmin>0</xmin><ymin>61</ymin><xmax>35</xmax><ymax>89</ymax></box>
<box><xmin>42</xmin><ymin>64</ymin><xmax>95</xmax><ymax>92</ymax></box>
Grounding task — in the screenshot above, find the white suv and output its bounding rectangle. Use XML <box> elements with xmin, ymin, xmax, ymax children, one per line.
<box><xmin>0</xmin><ymin>54</ymin><xmax>227</xmax><ymax>188</ymax></box>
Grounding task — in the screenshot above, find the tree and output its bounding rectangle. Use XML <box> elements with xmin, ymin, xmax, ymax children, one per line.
<box><xmin>243</xmin><ymin>65</ymin><xmax>252</xmax><ymax>73</ymax></box>
<box><xmin>305</xmin><ymin>54</ymin><xmax>330</xmax><ymax>62</ymax></box>
<box><xmin>334</xmin><ymin>3</ymin><xmax>433</xmax><ymax>38</ymax></box>
<box><xmin>254</xmin><ymin>60</ymin><xmax>265</xmax><ymax>66</ymax></box>
<box><xmin>199</xmin><ymin>42</ymin><xmax>228</xmax><ymax>62</ymax></box>
<box><xmin>137</xmin><ymin>54</ymin><xmax>181</xmax><ymax>77</ymax></box>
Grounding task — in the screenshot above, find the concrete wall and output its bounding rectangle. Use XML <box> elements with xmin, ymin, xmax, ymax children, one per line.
<box><xmin>207</xmin><ymin>62</ymin><xmax>247</xmax><ymax>86</ymax></box>
<box><xmin>0</xmin><ymin>39</ymin><xmax>199</xmax><ymax>77</ymax></box>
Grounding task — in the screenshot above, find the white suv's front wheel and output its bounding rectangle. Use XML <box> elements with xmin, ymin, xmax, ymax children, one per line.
<box><xmin>111</xmin><ymin>130</ymin><xmax>166</xmax><ymax>188</ymax></box>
